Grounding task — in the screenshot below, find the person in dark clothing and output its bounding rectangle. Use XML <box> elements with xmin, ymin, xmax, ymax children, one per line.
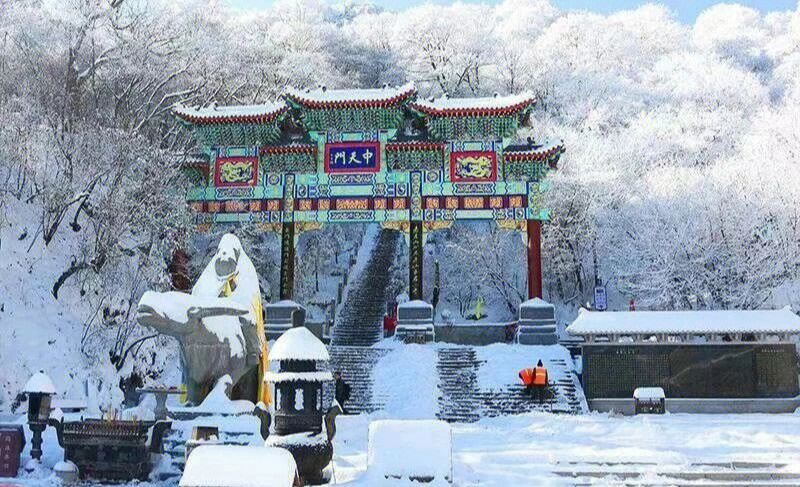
<box><xmin>532</xmin><ymin>359</ymin><xmax>548</xmax><ymax>404</ymax></box>
<box><xmin>334</xmin><ymin>371</ymin><xmax>351</xmax><ymax>414</ymax></box>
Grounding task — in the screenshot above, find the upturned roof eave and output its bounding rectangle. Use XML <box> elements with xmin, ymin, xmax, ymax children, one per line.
<box><xmin>408</xmin><ymin>93</ymin><xmax>537</xmax><ymax>118</ymax></box>
<box><xmin>172</xmin><ymin>103</ymin><xmax>290</xmax><ymax>126</ymax></box>
<box><xmin>282</xmin><ymin>82</ymin><xmax>418</xmax><ymax>110</ymax></box>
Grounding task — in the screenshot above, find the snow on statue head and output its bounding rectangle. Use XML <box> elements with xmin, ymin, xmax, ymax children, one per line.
<box><xmin>211</xmin><ymin>234</ymin><xmax>242</xmax><ymax>282</ymax></box>
<box><xmin>137</xmin><ymin>233</ymin><xmax>268</xmax><ymax>406</ymax></box>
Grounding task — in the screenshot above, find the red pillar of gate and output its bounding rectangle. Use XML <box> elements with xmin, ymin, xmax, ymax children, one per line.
<box><xmin>527</xmin><ymin>219</ymin><xmax>543</xmax><ymax>299</ymax></box>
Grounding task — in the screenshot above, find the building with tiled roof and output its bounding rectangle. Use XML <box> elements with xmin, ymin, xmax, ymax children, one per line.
<box><xmin>171</xmin><ymin>84</ymin><xmax>566</xmax><ymax>305</ymax></box>
<box><xmin>567</xmin><ymin>307</ymin><xmax>800</xmax><ymax>414</ymax></box>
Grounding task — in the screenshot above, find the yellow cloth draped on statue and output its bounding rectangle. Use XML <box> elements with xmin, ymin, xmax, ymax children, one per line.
<box><xmin>177</xmin><ymin>273</ymin><xmax>271</xmax><ymax>406</ymax></box>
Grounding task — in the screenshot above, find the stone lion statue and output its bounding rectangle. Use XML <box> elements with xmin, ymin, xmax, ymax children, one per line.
<box><xmin>137</xmin><ymin>234</ymin><xmax>269</xmax><ymax>405</ymax></box>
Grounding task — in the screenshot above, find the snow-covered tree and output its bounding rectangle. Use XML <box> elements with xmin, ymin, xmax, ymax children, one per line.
<box><xmin>3</xmin><ymin>0</ymin><xmax>800</xmax><ymax>407</ymax></box>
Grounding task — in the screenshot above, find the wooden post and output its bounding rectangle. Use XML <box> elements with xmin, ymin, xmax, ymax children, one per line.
<box><xmin>527</xmin><ymin>219</ymin><xmax>542</xmax><ymax>299</ymax></box>
<box><xmin>409</xmin><ymin>220</ymin><xmax>423</xmax><ymax>301</ymax></box>
<box><xmin>280</xmin><ymin>221</ymin><xmax>295</xmax><ymax>300</ymax></box>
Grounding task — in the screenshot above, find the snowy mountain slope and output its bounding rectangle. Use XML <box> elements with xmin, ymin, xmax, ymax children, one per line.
<box><xmin>0</xmin><ymin>197</ymin><xmax>182</xmax><ymax>414</ymax></box>
<box><xmin>1</xmin><ymin>198</ymin><xmax>97</xmax><ymax>407</ymax></box>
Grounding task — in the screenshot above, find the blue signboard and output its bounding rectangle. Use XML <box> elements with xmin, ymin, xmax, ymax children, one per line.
<box><xmin>594</xmin><ymin>285</ymin><xmax>607</xmax><ymax>311</ymax></box>
<box><xmin>325</xmin><ymin>142</ymin><xmax>381</xmax><ymax>173</ymax></box>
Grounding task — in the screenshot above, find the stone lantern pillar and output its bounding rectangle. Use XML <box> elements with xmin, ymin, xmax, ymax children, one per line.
<box><xmin>265</xmin><ymin>323</ymin><xmax>334</xmax><ymax>485</ymax></box>
<box><xmin>273</xmin><ymin>357</ymin><xmax>325</xmax><ymax>435</ymax></box>
<box><xmin>23</xmin><ymin>371</ymin><xmax>56</xmax><ymax>462</ymax></box>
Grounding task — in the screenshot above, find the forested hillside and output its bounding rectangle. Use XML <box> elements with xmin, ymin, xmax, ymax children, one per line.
<box><xmin>1</xmin><ymin>0</ymin><xmax>799</xmax><ymax>408</ymax></box>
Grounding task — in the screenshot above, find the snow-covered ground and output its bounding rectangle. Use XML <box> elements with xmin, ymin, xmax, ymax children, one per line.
<box><xmin>4</xmin><ymin>397</ymin><xmax>800</xmax><ymax>486</ymax></box>
<box><xmin>331</xmin><ymin>412</ymin><xmax>800</xmax><ymax>486</ymax></box>
<box><xmin>373</xmin><ymin>342</ymin><xmax>439</xmax><ymax>419</ymax></box>
<box><xmin>0</xmin><ymin>199</ymin><xmax>122</xmax><ymax>405</ymax></box>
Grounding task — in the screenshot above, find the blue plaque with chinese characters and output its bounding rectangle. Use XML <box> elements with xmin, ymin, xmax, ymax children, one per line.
<box><xmin>325</xmin><ymin>142</ymin><xmax>381</xmax><ymax>173</ymax></box>
<box><xmin>593</xmin><ymin>285</ymin><xmax>607</xmax><ymax>311</ymax></box>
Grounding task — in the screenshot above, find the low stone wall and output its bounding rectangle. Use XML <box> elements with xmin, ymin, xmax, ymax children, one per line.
<box><xmin>582</xmin><ymin>343</ymin><xmax>799</xmax><ymax>399</ymax></box>
<box><xmin>434</xmin><ymin>323</ymin><xmax>511</xmax><ymax>346</ymax></box>
<box><xmin>589</xmin><ymin>397</ymin><xmax>800</xmax><ymax>415</ymax></box>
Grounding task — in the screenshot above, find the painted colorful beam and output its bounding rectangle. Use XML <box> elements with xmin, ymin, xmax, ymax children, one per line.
<box><xmin>174</xmin><ymin>83</ymin><xmax>565</xmax><ymax>301</ymax></box>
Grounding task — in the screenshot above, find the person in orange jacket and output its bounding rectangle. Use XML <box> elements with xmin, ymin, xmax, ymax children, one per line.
<box><xmin>519</xmin><ymin>359</ymin><xmax>549</xmax><ymax>403</ymax></box>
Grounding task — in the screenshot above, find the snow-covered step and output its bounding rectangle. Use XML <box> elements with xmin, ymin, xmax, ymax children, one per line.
<box><xmin>436</xmin><ymin>347</ymin><xmax>482</xmax><ymax>423</ymax></box>
<box><xmin>479</xmin><ymin>347</ymin><xmax>587</xmax><ymax>416</ymax></box>
<box><xmin>559</xmin><ymin>471</ymin><xmax>800</xmax><ymax>481</ymax></box>
<box><xmin>332</xmin><ymin>229</ymin><xmax>398</xmax><ymax>347</ymax></box>
<box><xmin>154</xmin><ymin>414</ymin><xmax>263</xmax><ymax>483</ymax></box>
<box><xmin>570</xmin><ymin>483</ymin><xmax>800</xmax><ymax>487</ymax></box>
<box><xmin>557</xmin><ymin>460</ymin><xmax>800</xmax><ymax>486</ymax></box>
<box><xmin>562</xmin><ymin>462</ymin><xmax>789</xmax><ymax>469</ymax></box>
<box><xmin>481</xmin><ymin>385</ymin><xmax>568</xmax><ymax>416</ymax></box>
<box><xmin>436</xmin><ymin>345</ymin><xmax>586</xmax><ymax>422</ymax></box>
<box><xmin>326</xmin><ymin>345</ymin><xmax>390</xmax><ymax>413</ymax></box>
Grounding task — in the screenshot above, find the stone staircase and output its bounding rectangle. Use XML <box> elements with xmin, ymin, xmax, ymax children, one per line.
<box><xmin>482</xmin><ymin>357</ymin><xmax>584</xmax><ymax>416</ymax></box>
<box><xmin>327</xmin><ymin>345</ymin><xmax>389</xmax><ymax>414</ymax></box>
<box><xmin>156</xmin><ymin>429</ymin><xmax>188</xmax><ymax>482</ymax></box>
<box><xmin>436</xmin><ymin>347</ymin><xmax>482</xmax><ymax>422</ymax></box>
<box><xmin>555</xmin><ymin>460</ymin><xmax>800</xmax><ymax>486</ymax></box>
<box><xmin>436</xmin><ymin>347</ymin><xmax>586</xmax><ymax>422</ymax></box>
<box><xmin>324</xmin><ymin>228</ymin><xmax>398</xmax><ymax>414</ymax></box>
<box><xmin>331</xmin><ymin>228</ymin><xmax>398</xmax><ymax>347</ymax></box>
